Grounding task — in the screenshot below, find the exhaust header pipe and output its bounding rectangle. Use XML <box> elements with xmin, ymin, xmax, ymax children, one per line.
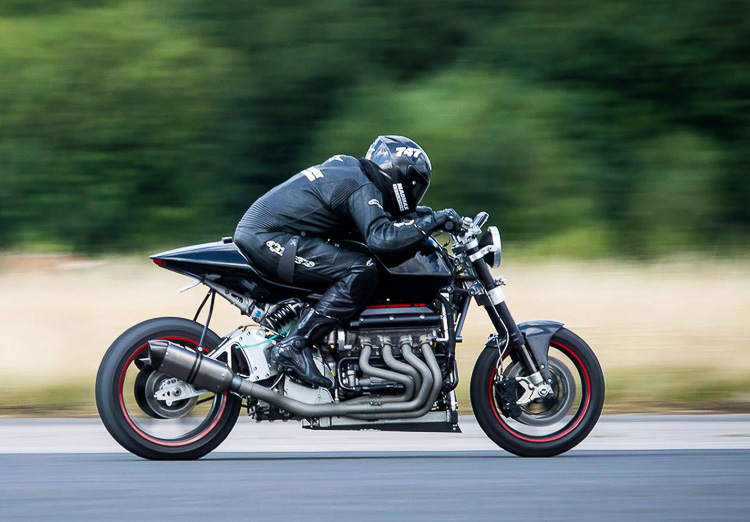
<box><xmin>147</xmin><ymin>337</ymin><xmax>442</xmax><ymax>419</ymax></box>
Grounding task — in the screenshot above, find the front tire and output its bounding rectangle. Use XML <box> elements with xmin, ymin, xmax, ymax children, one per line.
<box><xmin>470</xmin><ymin>328</ymin><xmax>604</xmax><ymax>457</ymax></box>
<box><xmin>96</xmin><ymin>317</ymin><xmax>241</xmax><ymax>460</ymax></box>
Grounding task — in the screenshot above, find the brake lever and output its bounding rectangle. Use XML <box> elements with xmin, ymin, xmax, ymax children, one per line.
<box><xmin>472</xmin><ymin>211</ymin><xmax>490</xmax><ymax>230</ymax></box>
<box><xmin>448</xmin><ymin>219</ymin><xmax>481</xmax><ymax>249</ymax></box>
<box><xmin>462</xmin><ymin>217</ymin><xmax>482</xmax><ymax>236</ymax></box>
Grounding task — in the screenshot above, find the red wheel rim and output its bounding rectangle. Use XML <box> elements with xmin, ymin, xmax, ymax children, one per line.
<box><xmin>488</xmin><ymin>340</ymin><xmax>591</xmax><ymax>443</ymax></box>
<box><xmin>118</xmin><ymin>337</ymin><xmax>228</xmax><ymax>447</ymax></box>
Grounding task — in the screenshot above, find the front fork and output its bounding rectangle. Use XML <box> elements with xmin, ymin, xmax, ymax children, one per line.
<box><xmin>466</xmin><ymin>256</ymin><xmax>556</xmax><ymax>415</ymax></box>
<box><xmin>468</xmin><ymin>256</ymin><xmax>536</xmax><ymax>369</ymax></box>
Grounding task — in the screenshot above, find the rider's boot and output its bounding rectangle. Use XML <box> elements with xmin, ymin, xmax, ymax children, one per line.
<box><xmin>271</xmin><ymin>307</ymin><xmax>337</xmax><ymax>388</ymax></box>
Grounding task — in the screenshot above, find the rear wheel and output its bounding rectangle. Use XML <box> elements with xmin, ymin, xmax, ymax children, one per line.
<box><xmin>96</xmin><ymin>317</ymin><xmax>241</xmax><ymax>460</ymax></box>
<box><xmin>470</xmin><ymin>328</ymin><xmax>604</xmax><ymax>457</ymax></box>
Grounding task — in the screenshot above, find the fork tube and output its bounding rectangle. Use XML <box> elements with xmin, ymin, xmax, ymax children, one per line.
<box><xmin>468</xmin><ymin>250</ymin><xmax>539</xmax><ymax>373</ymax></box>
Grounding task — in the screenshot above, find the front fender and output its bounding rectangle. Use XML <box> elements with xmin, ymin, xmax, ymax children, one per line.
<box><xmin>484</xmin><ymin>320</ymin><xmax>564</xmax><ymax>381</ymax></box>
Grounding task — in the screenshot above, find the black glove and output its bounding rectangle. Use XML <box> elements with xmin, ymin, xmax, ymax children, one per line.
<box><xmin>401</xmin><ymin>206</ymin><xmax>432</xmax><ymax>222</ymax></box>
<box><xmin>433</xmin><ymin>208</ymin><xmax>463</xmax><ymax>232</ymax></box>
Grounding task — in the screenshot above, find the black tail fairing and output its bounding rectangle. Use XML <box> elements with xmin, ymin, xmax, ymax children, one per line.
<box><xmin>150</xmin><ymin>236</ymin><xmax>455</xmax><ymax>304</ymax></box>
<box><xmin>150</xmin><ymin>238</ymin><xmax>316</xmax><ymax>302</ymax></box>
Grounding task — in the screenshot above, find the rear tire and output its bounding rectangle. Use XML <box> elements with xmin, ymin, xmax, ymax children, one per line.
<box><xmin>470</xmin><ymin>328</ymin><xmax>604</xmax><ymax>457</ymax></box>
<box><xmin>96</xmin><ymin>317</ymin><xmax>241</xmax><ymax>460</ymax></box>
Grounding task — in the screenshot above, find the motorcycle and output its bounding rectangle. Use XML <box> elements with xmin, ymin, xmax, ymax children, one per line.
<box><xmin>96</xmin><ymin>211</ymin><xmax>604</xmax><ymax>459</ymax></box>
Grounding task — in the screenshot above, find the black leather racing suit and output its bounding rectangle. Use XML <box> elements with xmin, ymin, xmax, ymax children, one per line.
<box><xmin>234</xmin><ymin>155</ymin><xmax>440</xmax><ymax>318</ymax></box>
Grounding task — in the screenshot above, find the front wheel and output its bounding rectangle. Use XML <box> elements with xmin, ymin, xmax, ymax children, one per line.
<box><xmin>470</xmin><ymin>327</ymin><xmax>604</xmax><ymax>457</ymax></box>
<box><xmin>96</xmin><ymin>317</ymin><xmax>242</xmax><ymax>460</ymax></box>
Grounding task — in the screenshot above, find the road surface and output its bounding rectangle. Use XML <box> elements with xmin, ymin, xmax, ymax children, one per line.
<box><xmin>0</xmin><ymin>415</ymin><xmax>748</xmax><ymax>521</ymax></box>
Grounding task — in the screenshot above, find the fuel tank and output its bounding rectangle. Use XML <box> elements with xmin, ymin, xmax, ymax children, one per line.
<box><xmin>372</xmin><ymin>238</ymin><xmax>454</xmax><ymax>298</ymax></box>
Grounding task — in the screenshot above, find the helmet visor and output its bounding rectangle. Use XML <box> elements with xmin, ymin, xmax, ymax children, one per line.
<box><xmin>411</xmin><ymin>180</ymin><xmax>429</xmax><ymax>207</ymax></box>
<box><xmin>406</xmin><ymin>165</ymin><xmax>430</xmax><ymax>207</ymax></box>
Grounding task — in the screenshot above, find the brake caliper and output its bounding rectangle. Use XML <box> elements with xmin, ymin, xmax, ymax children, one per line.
<box><xmin>495</xmin><ymin>376</ymin><xmax>523</xmax><ymax>419</ymax></box>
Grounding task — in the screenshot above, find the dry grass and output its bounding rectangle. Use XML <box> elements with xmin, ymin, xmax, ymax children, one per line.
<box><xmin>1</xmin><ymin>254</ymin><xmax>749</xmax><ymax>415</ymax></box>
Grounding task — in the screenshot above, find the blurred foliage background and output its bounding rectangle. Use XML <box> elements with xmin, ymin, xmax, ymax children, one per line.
<box><xmin>0</xmin><ymin>0</ymin><xmax>748</xmax><ymax>257</ymax></box>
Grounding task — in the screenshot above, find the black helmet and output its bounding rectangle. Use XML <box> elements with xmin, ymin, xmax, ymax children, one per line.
<box><xmin>364</xmin><ymin>135</ymin><xmax>432</xmax><ymax>217</ymax></box>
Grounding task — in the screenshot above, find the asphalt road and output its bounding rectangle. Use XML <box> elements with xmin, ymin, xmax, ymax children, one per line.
<box><xmin>3</xmin><ymin>414</ymin><xmax>750</xmax><ymax>453</ymax></box>
<box><xmin>1</xmin><ymin>416</ymin><xmax>749</xmax><ymax>521</ymax></box>
<box><xmin>1</xmin><ymin>450</ymin><xmax>748</xmax><ymax>521</ymax></box>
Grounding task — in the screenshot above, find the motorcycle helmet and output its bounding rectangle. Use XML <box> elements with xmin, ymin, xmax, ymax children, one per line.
<box><xmin>364</xmin><ymin>135</ymin><xmax>432</xmax><ymax>217</ymax></box>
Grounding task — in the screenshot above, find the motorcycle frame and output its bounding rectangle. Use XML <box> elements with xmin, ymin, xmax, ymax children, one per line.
<box><xmin>174</xmin><ymin>222</ymin><xmax>561</xmax><ymax>390</ymax></box>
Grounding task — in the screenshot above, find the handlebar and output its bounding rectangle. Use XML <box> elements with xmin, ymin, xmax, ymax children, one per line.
<box><xmin>437</xmin><ymin>210</ymin><xmax>490</xmax><ymax>237</ymax></box>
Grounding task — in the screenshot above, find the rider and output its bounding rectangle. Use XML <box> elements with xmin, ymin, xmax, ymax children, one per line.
<box><xmin>234</xmin><ymin>135</ymin><xmax>461</xmax><ymax>388</ymax></box>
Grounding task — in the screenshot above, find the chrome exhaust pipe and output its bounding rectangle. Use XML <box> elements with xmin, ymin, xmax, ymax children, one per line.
<box><xmin>350</xmin><ymin>337</ymin><xmax>443</xmax><ymax>420</ymax></box>
<box><xmin>147</xmin><ymin>339</ymin><xmax>233</xmax><ymax>393</ymax></box>
<box><xmin>342</xmin><ymin>336</ymin><xmax>420</xmax><ymax>405</ymax></box>
<box><xmin>359</xmin><ymin>339</ymin><xmax>415</xmax><ymax>400</ymax></box>
<box><xmin>383</xmin><ymin>338</ymin><xmax>422</xmax><ymax>400</ymax></box>
<box><xmin>148</xmin><ymin>336</ymin><xmax>443</xmax><ymax>419</ymax></box>
<box><xmin>233</xmin><ymin>335</ymin><xmax>438</xmax><ymax>417</ymax></box>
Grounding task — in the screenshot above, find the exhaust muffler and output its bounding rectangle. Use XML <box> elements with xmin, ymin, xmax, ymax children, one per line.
<box><xmin>147</xmin><ymin>340</ymin><xmax>234</xmax><ymax>394</ymax></box>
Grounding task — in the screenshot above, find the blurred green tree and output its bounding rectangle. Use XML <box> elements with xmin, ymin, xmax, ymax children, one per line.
<box><xmin>0</xmin><ymin>0</ymin><xmax>746</xmax><ymax>256</ymax></box>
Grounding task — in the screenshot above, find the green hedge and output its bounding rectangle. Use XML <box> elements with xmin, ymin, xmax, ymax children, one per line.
<box><xmin>0</xmin><ymin>0</ymin><xmax>747</xmax><ymax>255</ymax></box>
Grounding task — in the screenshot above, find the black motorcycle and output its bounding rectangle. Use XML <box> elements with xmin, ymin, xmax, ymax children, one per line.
<box><xmin>96</xmin><ymin>212</ymin><xmax>604</xmax><ymax>459</ymax></box>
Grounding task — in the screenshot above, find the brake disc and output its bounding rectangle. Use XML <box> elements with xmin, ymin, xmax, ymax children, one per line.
<box><xmin>502</xmin><ymin>356</ymin><xmax>577</xmax><ymax>427</ymax></box>
<box><xmin>134</xmin><ymin>367</ymin><xmax>166</xmax><ymax>419</ymax></box>
<box><xmin>144</xmin><ymin>371</ymin><xmax>198</xmax><ymax>419</ymax></box>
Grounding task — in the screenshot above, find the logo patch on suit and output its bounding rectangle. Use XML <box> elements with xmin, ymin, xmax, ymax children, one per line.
<box><xmin>300</xmin><ymin>167</ymin><xmax>324</xmax><ymax>182</ymax></box>
<box><xmin>265</xmin><ymin>241</ymin><xmax>316</xmax><ymax>268</ymax></box>
<box><xmin>368</xmin><ymin>199</ymin><xmax>384</xmax><ymax>210</ymax></box>
<box><xmin>393</xmin><ymin>219</ymin><xmax>414</xmax><ymax>228</ymax></box>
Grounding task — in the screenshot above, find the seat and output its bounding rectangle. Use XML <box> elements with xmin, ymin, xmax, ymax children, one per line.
<box><xmin>152</xmin><ymin>239</ymin><xmax>318</xmax><ymax>299</ymax></box>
